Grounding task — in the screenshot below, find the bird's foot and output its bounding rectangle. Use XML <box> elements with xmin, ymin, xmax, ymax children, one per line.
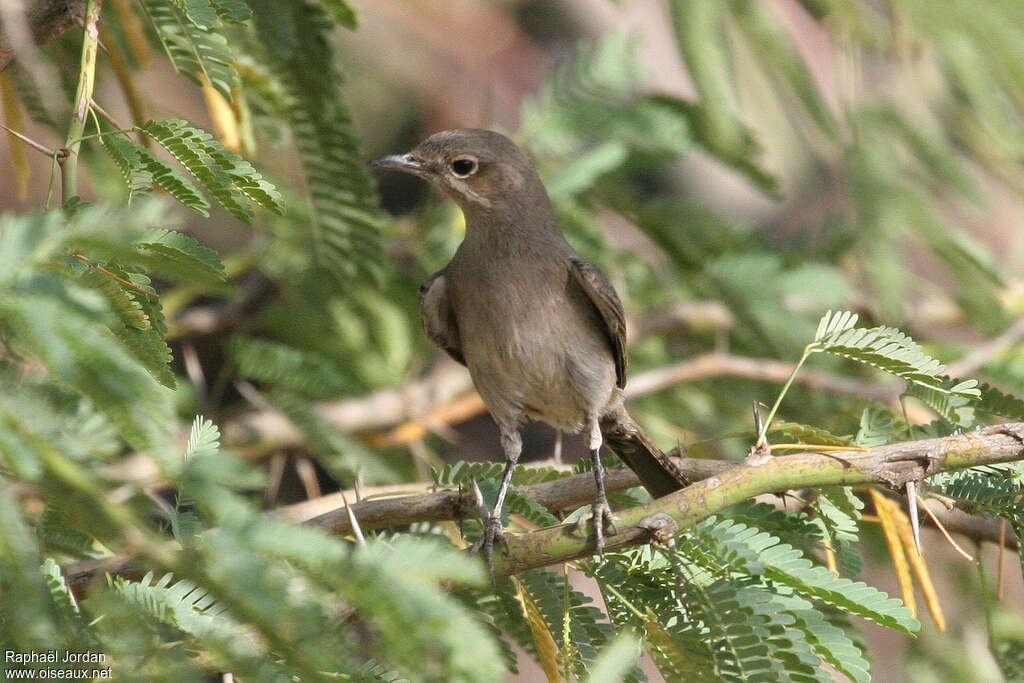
<box><xmin>469</xmin><ymin>511</ymin><xmax>509</xmax><ymax>584</ymax></box>
<box><xmin>575</xmin><ymin>495</ymin><xmax>618</xmax><ymax>554</ymax></box>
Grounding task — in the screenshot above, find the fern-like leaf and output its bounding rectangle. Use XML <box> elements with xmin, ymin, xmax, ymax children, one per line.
<box><xmin>134</xmin><ymin>229</ymin><xmax>227</xmax><ymax>286</ymax></box>
<box><xmin>141</xmin><ymin>119</ymin><xmax>283</xmax><ymax>222</ymax></box>
<box><xmin>140</xmin><ymin>0</ymin><xmax>237</xmax><ymax>98</ymax></box>
<box><xmin>811</xmin><ymin>310</ymin><xmax>980</xmax><ymax>399</ymax></box>
<box><xmin>248</xmin><ymin>0</ymin><xmax>383</xmax><ymax>279</ymax></box>
<box><xmin>102</xmin><ymin>134</ymin><xmax>210</xmax><ymax>215</ymax></box>
<box><xmin>975</xmin><ymin>381</ymin><xmax>1024</xmax><ymax>421</ymax></box>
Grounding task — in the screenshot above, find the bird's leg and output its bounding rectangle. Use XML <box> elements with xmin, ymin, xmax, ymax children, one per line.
<box><xmin>579</xmin><ymin>420</ymin><xmax>617</xmax><ymax>553</ymax></box>
<box><xmin>470</xmin><ymin>428</ymin><xmax>520</xmax><ymax>582</ymax></box>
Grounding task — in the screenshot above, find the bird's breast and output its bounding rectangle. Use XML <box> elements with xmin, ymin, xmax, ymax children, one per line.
<box><xmin>447</xmin><ymin>256</ymin><xmax>617</xmax><ymax>429</ymax></box>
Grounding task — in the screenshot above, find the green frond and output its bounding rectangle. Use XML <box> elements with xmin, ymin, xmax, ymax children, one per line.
<box><xmin>431</xmin><ymin>460</ymin><xmax>573</xmax><ymax>488</ymax></box>
<box><xmin>587</xmin><ymin>634</ymin><xmax>643</xmax><ymax>683</ymax></box>
<box><xmin>903</xmin><ymin>379</ymin><xmax>977</xmax><ymax>426</ymax></box>
<box><xmin>723</xmin><ymin>500</ymin><xmax>824</xmax><ymax>559</ymax></box>
<box><xmin>503</xmin><ymin>489</ymin><xmax>560</xmax><ymax>528</ymax></box>
<box><xmin>812</xmin><ymin>310</ymin><xmax>980</xmax><ymax>398</ymax></box>
<box><xmin>39</xmin><ymin>508</ymin><xmax>102</xmax><ymax>559</ymax></box>
<box><xmin>664</xmin><ymin>0</ymin><xmax>778</xmax><ymax>194</ymax></box>
<box><xmin>854</xmin><ymin>405</ymin><xmax>894</xmax><ymax>447</ymax></box>
<box><xmin>229</xmin><ymin>335</ymin><xmax>354</xmax><ymax>399</ymax></box>
<box><xmin>813</xmin><ymin>487</ymin><xmax>864</xmax><ymax>576</ymax></box>
<box><xmin>186</xmin><ymin>416</ymin><xmax>221</xmax><ymax>459</ymax></box>
<box><xmin>110</xmin><ymin>572</ymin><xmax>244</xmax><ymax>642</ymax></box>
<box><xmin>41</xmin><ymin>557</ymin><xmax>101</xmax><ymax>648</ymax></box>
<box><xmin>140</xmin><ymin>0</ymin><xmax>238</xmax><ymax>98</ymax></box>
<box><xmin>170</xmin><ymin>0</ymin><xmax>218</xmax><ymax>29</ymax></box>
<box><xmin>515</xmin><ymin>568</ymin><xmax>642</xmax><ymax>682</ymax></box>
<box><xmin>141</xmin><ymin>119</ymin><xmax>283</xmax><ymax>222</ymax></box>
<box><xmin>0</xmin><ymin>294</ymin><xmax>173</xmax><ymax>449</ymax></box>
<box><xmin>76</xmin><ymin>268</ymin><xmax>150</xmax><ymax>330</ymax></box>
<box><xmin>783</xmin><ymin>597</ymin><xmax>871</xmax><ymax>682</ymax></box>
<box><xmin>694</xmin><ymin>518</ymin><xmax>918</xmax><ymax>634</ymax></box>
<box><xmin>102</xmin><ymin>134</ymin><xmax>210</xmax><ymax>215</ymax></box>
<box><xmin>247</xmin><ymin>0</ymin><xmax>384</xmax><ymax>280</ymax></box>
<box><xmin>975</xmin><ymin>381</ymin><xmax>1024</xmax><ymax>421</ymax></box>
<box><xmin>134</xmin><ymin>229</ymin><xmax>227</xmax><ymax>286</ymax></box>
<box><xmin>0</xmin><ymin>487</ymin><xmax>59</xmax><ymax>649</ymax></box>
<box><xmin>210</xmin><ymin>0</ymin><xmax>251</xmax><ymax>23</ymax></box>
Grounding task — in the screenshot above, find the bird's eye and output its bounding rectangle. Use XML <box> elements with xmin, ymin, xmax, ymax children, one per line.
<box><xmin>450</xmin><ymin>157</ymin><xmax>478</xmax><ymax>177</ymax></box>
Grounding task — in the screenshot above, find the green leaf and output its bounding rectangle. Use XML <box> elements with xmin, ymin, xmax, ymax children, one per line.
<box><xmin>171</xmin><ymin>0</ymin><xmax>217</xmax><ymax>29</ymax></box>
<box><xmin>811</xmin><ymin>310</ymin><xmax>979</xmax><ymax>398</ymax></box>
<box><xmin>134</xmin><ymin>229</ymin><xmax>227</xmax><ymax>285</ymax></box>
<box><xmin>140</xmin><ymin>0</ymin><xmax>238</xmax><ymax>98</ymax></box>
<box><xmin>141</xmin><ymin>119</ymin><xmax>283</xmax><ymax>222</ymax></box>
<box><xmin>210</xmin><ymin>0</ymin><xmax>251</xmax><ymax>22</ymax></box>
<box><xmin>248</xmin><ymin>0</ymin><xmax>383</xmax><ymax>280</ymax></box>
<box><xmin>102</xmin><ymin>134</ymin><xmax>210</xmax><ymax>215</ymax></box>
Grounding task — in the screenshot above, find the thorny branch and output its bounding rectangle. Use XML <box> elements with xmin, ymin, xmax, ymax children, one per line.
<box><xmin>65</xmin><ymin>423</ymin><xmax>1024</xmax><ymax>592</ymax></box>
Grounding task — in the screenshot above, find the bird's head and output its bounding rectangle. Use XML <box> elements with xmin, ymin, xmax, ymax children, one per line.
<box><xmin>371</xmin><ymin>129</ymin><xmax>542</xmax><ymax>213</ymax></box>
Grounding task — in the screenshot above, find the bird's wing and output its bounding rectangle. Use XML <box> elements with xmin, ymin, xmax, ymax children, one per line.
<box><xmin>568</xmin><ymin>256</ymin><xmax>627</xmax><ymax>388</ymax></box>
<box><xmin>419</xmin><ymin>269</ymin><xmax>465</xmax><ymax>366</ymax></box>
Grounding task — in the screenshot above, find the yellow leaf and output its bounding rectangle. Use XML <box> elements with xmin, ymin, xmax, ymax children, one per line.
<box><xmin>109</xmin><ymin>0</ymin><xmax>152</xmax><ymax>67</ymax></box>
<box><xmin>202</xmin><ymin>77</ymin><xmax>241</xmax><ymax>153</ymax></box>
<box><xmin>892</xmin><ymin>498</ymin><xmax>947</xmax><ymax>631</ymax></box>
<box><xmin>869</xmin><ymin>489</ymin><xmax>916</xmax><ymax>617</ymax></box>
<box><xmin>511</xmin><ymin>575</ymin><xmax>563</xmax><ymax>683</ymax></box>
<box><xmin>0</xmin><ymin>72</ymin><xmax>30</xmax><ymax>201</ymax></box>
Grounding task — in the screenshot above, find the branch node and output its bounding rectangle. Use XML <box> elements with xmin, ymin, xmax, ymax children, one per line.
<box><xmin>637</xmin><ymin>512</ymin><xmax>679</xmax><ymax>543</ymax></box>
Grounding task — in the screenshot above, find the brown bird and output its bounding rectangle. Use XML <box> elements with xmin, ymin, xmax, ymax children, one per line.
<box><xmin>372</xmin><ymin>129</ymin><xmax>689</xmax><ymax>576</ymax></box>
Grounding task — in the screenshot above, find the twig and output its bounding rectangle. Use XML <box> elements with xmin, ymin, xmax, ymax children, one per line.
<box><xmin>0</xmin><ymin>120</ymin><xmax>56</xmax><ymax>155</ymax></box>
<box><xmin>916</xmin><ymin>493</ymin><xmax>975</xmax><ymax>561</ymax></box>
<box><xmin>70</xmin><ymin>253</ymin><xmax>155</xmax><ymax>296</ymax></box>
<box><xmin>946</xmin><ymin>317</ymin><xmax>1024</xmax><ymax>378</ymax></box>
<box><xmin>222</xmin><ymin>353</ymin><xmax>896</xmax><ymax>457</ymax></box>
<box><xmin>339</xmin><ymin>490</ymin><xmax>365</xmax><ymax>547</ymax></box>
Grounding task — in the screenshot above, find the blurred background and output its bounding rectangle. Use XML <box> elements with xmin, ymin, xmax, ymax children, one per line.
<box><xmin>4</xmin><ymin>0</ymin><xmax>1024</xmax><ymax>680</ymax></box>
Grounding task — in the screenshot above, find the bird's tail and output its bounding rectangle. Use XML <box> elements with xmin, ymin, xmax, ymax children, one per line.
<box><xmin>600</xmin><ymin>409</ymin><xmax>690</xmax><ymax>498</ymax></box>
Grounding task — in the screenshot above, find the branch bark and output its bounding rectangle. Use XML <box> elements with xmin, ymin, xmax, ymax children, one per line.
<box><xmin>484</xmin><ymin>423</ymin><xmax>1024</xmax><ymax>576</ymax></box>
<box><xmin>64</xmin><ymin>423</ymin><xmax>1024</xmax><ymax>593</ymax></box>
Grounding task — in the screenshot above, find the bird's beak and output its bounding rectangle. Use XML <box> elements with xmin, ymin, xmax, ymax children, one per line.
<box><xmin>369</xmin><ymin>153</ymin><xmax>429</xmax><ymax>177</ymax></box>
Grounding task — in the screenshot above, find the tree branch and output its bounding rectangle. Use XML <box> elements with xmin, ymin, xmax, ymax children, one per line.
<box><xmin>483</xmin><ymin>423</ymin><xmax>1024</xmax><ymax>576</ymax></box>
<box><xmin>64</xmin><ymin>424</ymin><xmax>1024</xmax><ymax>593</ymax></box>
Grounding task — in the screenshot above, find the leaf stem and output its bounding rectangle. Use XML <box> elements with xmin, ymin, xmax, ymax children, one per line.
<box><xmin>60</xmin><ymin>0</ymin><xmax>103</xmax><ymax>204</ymax></box>
<box><xmin>756</xmin><ymin>346</ymin><xmax>813</xmax><ymax>446</ymax></box>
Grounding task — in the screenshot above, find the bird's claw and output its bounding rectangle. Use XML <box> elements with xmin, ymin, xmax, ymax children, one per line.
<box><xmin>469</xmin><ymin>511</ymin><xmax>508</xmax><ymax>584</ymax></box>
<box><xmin>575</xmin><ymin>496</ymin><xmax>618</xmax><ymax>554</ymax></box>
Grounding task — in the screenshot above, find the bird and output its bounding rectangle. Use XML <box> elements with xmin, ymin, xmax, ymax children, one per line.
<box><xmin>371</xmin><ymin>129</ymin><xmax>689</xmax><ymax>577</ymax></box>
